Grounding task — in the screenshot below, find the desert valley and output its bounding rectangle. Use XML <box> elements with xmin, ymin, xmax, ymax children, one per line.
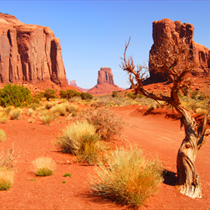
<box><xmin>0</xmin><ymin>12</ymin><xmax>210</xmax><ymax>210</ymax></box>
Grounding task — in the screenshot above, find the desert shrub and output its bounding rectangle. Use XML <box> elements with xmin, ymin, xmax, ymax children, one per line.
<box><xmin>90</xmin><ymin>146</ymin><xmax>163</xmax><ymax>207</ymax></box>
<box><xmin>0</xmin><ymin>129</ymin><xmax>6</xmax><ymax>142</ymax></box>
<box><xmin>81</xmin><ymin>92</ymin><xmax>93</xmax><ymax>100</ymax></box>
<box><xmin>0</xmin><ymin>146</ymin><xmax>17</xmax><ymax>169</ymax></box>
<box><xmin>195</xmin><ymin>108</ymin><xmax>208</xmax><ymax>116</ymax></box>
<box><xmin>60</xmin><ymin>89</ymin><xmax>81</xmax><ymax>99</ymax></box>
<box><xmin>112</xmin><ymin>91</ymin><xmax>118</xmax><ymax>98</ymax></box>
<box><xmin>39</xmin><ymin>110</ymin><xmax>55</xmax><ymax>125</ymax></box>
<box><xmin>45</xmin><ymin>102</ymin><xmax>56</xmax><ymax>109</ymax></box>
<box><xmin>63</xmin><ymin>173</ymin><xmax>72</xmax><ymax>177</ymax></box>
<box><xmin>9</xmin><ymin>109</ymin><xmax>22</xmax><ymax>120</ymax></box>
<box><xmin>127</xmin><ymin>92</ymin><xmax>136</xmax><ymax>99</ymax></box>
<box><xmin>0</xmin><ymin>112</ymin><xmax>8</xmax><ymax>124</ymax></box>
<box><xmin>0</xmin><ymin>169</ymin><xmax>15</xmax><ymax>191</ymax></box>
<box><xmin>51</xmin><ymin>104</ymin><xmax>67</xmax><ymax>116</ymax></box>
<box><xmin>77</xmin><ymin>134</ymin><xmax>102</xmax><ymax>165</ymax></box>
<box><xmin>0</xmin><ymin>84</ymin><xmax>32</xmax><ymax>107</ymax></box>
<box><xmin>57</xmin><ymin>121</ymin><xmax>102</xmax><ymax>165</ymax></box>
<box><xmin>32</xmin><ymin>157</ymin><xmax>56</xmax><ymax>176</ymax></box>
<box><xmin>43</xmin><ymin>89</ymin><xmax>57</xmax><ymax>101</ymax></box>
<box><xmin>85</xmin><ymin>107</ymin><xmax>125</xmax><ymax>140</ymax></box>
<box><xmin>190</xmin><ymin>90</ymin><xmax>199</xmax><ymax>99</ymax></box>
<box><xmin>181</xmin><ymin>87</ymin><xmax>189</xmax><ymax>96</ymax></box>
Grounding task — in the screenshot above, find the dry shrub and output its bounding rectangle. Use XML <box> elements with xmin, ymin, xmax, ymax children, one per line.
<box><xmin>39</xmin><ymin>110</ymin><xmax>55</xmax><ymax>125</ymax></box>
<box><xmin>0</xmin><ymin>129</ymin><xmax>6</xmax><ymax>142</ymax></box>
<box><xmin>0</xmin><ymin>168</ymin><xmax>15</xmax><ymax>190</ymax></box>
<box><xmin>85</xmin><ymin>107</ymin><xmax>125</xmax><ymax>140</ymax></box>
<box><xmin>32</xmin><ymin>157</ymin><xmax>56</xmax><ymax>176</ymax></box>
<box><xmin>9</xmin><ymin>109</ymin><xmax>22</xmax><ymax>120</ymax></box>
<box><xmin>57</xmin><ymin>121</ymin><xmax>103</xmax><ymax>165</ymax></box>
<box><xmin>51</xmin><ymin>103</ymin><xmax>67</xmax><ymax>116</ymax></box>
<box><xmin>0</xmin><ymin>146</ymin><xmax>17</xmax><ymax>171</ymax></box>
<box><xmin>0</xmin><ymin>112</ymin><xmax>8</xmax><ymax>124</ymax></box>
<box><xmin>90</xmin><ymin>146</ymin><xmax>163</xmax><ymax>207</ymax></box>
<box><xmin>195</xmin><ymin>108</ymin><xmax>208</xmax><ymax>116</ymax></box>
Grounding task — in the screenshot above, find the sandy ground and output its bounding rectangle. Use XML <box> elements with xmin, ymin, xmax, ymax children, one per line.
<box><xmin>0</xmin><ymin>104</ymin><xmax>209</xmax><ymax>209</ymax></box>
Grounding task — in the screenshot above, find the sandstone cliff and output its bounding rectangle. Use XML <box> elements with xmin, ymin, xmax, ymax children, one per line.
<box><xmin>88</xmin><ymin>67</ymin><xmax>123</xmax><ymax>95</ymax></box>
<box><xmin>0</xmin><ymin>13</ymin><xmax>67</xmax><ymax>85</ymax></box>
<box><xmin>149</xmin><ymin>18</ymin><xmax>210</xmax><ymax>81</ymax></box>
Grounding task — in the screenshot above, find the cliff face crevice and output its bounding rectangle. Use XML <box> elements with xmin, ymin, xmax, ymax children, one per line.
<box><xmin>0</xmin><ymin>14</ymin><xmax>67</xmax><ymax>85</ymax></box>
<box><xmin>149</xmin><ymin>18</ymin><xmax>210</xmax><ymax>81</ymax></box>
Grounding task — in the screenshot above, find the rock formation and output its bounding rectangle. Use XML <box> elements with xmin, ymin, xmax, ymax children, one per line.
<box><xmin>88</xmin><ymin>67</ymin><xmax>123</xmax><ymax>95</ymax></box>
<box><xmin>97</xmin><ymin>67</ymin><xmax>114</xmax><ymax>85</ymax></box>
<box><xmin>0</xmin><ymin>13</ymin><xmax>67</xmax><ymax>85</ymax></box>
<box><xmin>149</xmin><ymin>18</ymin><xmax>210</xmax><ymax>81</ymax></box>
<box><xmin>70</xmin><ymin>80</ymin><xmax>88</xmax><ymax>92</ymax></box>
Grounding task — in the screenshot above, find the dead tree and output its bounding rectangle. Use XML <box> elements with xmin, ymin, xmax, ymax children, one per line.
<box><xmin>120</xmin><ymin>37</ymin><xmax>210</xmax><ymax>199</ymax></box>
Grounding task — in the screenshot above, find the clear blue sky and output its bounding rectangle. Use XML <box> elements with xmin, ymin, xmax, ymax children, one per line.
<box><xmin>1</xmin><ymin>1</ymin><xmax>210</xmax><ymax>89</ymax></box>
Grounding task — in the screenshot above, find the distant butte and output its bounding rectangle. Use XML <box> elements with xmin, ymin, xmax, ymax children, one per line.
<box><xmin>88</xmin><ymin>67</ymin><xmax>123</xmax><ymax>95</ymax></box>
<box><xmin>0</xmin><ymin>13</ymin><xmax>67</xmax><ymax>85</ymax></box>
<box><xmin>70</xmin><ymin>80</ymin><xmax>88</xmax><ymax>92</ymax></box>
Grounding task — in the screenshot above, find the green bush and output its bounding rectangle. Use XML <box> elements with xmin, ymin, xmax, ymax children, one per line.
<box><xmin>81</xmin><ymin>92</ymin><xmax>93</xmax><ymax>100</ymax></box>
<box><xmin>127</xmin><ymin>92</ymin><xmax>136</xmax><ymax>99</ymax></box>
<box><xmin>60</xmin><ymin>89</ymin><xmax>81</xmax><ymax>99</ymax></box>
<box><xmin>90</xmin><ymin>146</ymin><xmax>163</xmax><ymax>207</ymax></box>
<box><xmin>191</xmin><ymin>90</ymin><xmax>199</xmax><ymax>99</ymax></box>
<box><xmin>43</xmin><ymin>89</ymin><xmax>57</xmax><ymax>101</ymax></box>
<box><xmin>112</xmin><ymin>91</ymin><xmax>118</xmax><ymax>98</ymax></box>
<box><xmin>0</xmin><ymin>84</ymin><xmax>32</xmax><ymax>107</ymax></box>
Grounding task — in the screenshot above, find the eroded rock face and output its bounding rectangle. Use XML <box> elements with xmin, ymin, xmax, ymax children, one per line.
<box><xmin>149</xmin><ymin>18</ymin><xmax>210</xmax><ymax>81</ymax></box>
<box><xmin>97</xmin><ymin>67</ymin><xmax>114</xmax><ymax>85</ymax></box>
<box><xmin>0</xmin><ymin>13</ymin><xmax>67</xmax><ymax>84</ymax></box>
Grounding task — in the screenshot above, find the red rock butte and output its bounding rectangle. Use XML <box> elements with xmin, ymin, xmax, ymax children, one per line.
<box><xmin>0</xmin><ymin>13</ymin><xmax>67</xmax><ymax>85</ymax></box>
<box><xmin>88</xmin><ymin>67</ymin><xmax>123</xmax><ymax>95</ymax></box>
<box><xmin>149</xmin><ymin>18</ymin><xmax>210</xmax><ymax>81</ymax></box>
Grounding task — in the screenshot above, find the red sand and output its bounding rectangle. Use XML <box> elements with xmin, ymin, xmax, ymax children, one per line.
<box><xmin>0</xmin><ymin>105</ymin><xmax>209</xmax><ymax>209</ymax></box>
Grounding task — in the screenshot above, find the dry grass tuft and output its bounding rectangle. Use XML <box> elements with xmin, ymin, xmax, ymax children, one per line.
<box><xmin>39</xmin><ymin>110</ymin><xmax>55</xmax><ymax>125</ymax></box>
<box><xmin>0</xmin><ymin>129</ymin><xmax>6</xmax><ymax>142</ymax></box>
<box><xmin>9</xmin><ymin>109</ymin><xmax>22</xmax><ymax>120</ymax></box>
<box><xmin>90</xmin><ymin>146</ymin><xmax>163</xmax><ymax>207</ymax></box>
<box><xmin>57</xmin><ymin>121</ymin><xmax>104</xmax><ymax>165</ymax></box>
<box><xmin>32</xmin><ymin>157</ymin><xmax>56</xmax><ymax>176</ymax></box>
<box><xmin>0</xmin><ymin>112</ymin><xmax>8</xmax><ymax>124</ymax></box>
<box><xmin>0</xmin><ymin>168</ymin><xmax>15</xmax><ymax>190</ymax></box>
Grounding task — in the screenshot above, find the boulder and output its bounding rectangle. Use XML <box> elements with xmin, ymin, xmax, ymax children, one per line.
<box><xmin>149</xmin><ymin>18</ymin><xmax>210</xmax><ymax>81</ymax></box>
<box><xmin>0</xmin><ymin>13</ymin><xmax>67</xmax><ymax>85</ymax></box>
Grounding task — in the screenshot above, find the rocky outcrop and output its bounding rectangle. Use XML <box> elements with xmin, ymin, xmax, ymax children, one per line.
<box><xmin>97</xmin><ymin>67</ymin><xmax>114</xmax><ymax>85</ymax></box>
<box><xmin>70</xmin><ymin>80</ymin><xmax>88</xmax><ymax>92</ymax></box>
<box><xmin>149</xmin><ymin>18</ymin><xmax>210</xmax><ymax>81</ymax></box>
<box><xmin>88</xmin><ymin>67</ymin><xmax>123</xmax><ymax>95</ymax></box>
<box><xmin>0</xmin><ymin>13</ymin><xmax>67</xmax><ymax>85</ymax></box>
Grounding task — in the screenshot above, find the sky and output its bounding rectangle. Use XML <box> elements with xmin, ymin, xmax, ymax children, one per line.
<box><xmin>1</xmin><ymin>0</ymin><xmax>210</xmax><ymax>89</ymax></box>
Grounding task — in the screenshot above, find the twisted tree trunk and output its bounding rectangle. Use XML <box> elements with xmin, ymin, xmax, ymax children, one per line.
<box><xmin>175</xmin><ymin>108</ymin><xmax>209</xmax><ymax>198</ymax></box>
<box><xmin>177</xmin><ymin>129</ymin><xmax>201</xmax><ymax>198</ymax></box>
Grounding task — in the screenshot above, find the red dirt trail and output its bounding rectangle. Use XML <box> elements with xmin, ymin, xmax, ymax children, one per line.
<box><xmin>0</xmin><ymin>105</ymin><xmax>209</xmax><ymax>209</ymax></box>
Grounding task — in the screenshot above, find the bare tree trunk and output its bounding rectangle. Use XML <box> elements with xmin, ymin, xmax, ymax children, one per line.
<box><xmin>177</xmin><ymin>135</ymin><xmax>202</xmax><ymax>198</ymax></box>
<box><xmin>176</xmin><ymin>112</ymin><xmax>209</xmax><ymax>198</ymax></box>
